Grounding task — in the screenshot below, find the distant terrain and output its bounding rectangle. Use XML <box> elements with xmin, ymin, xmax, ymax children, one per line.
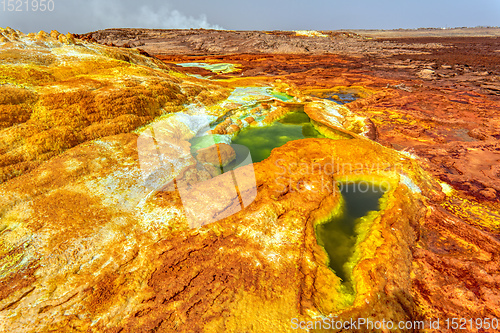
<box><xmin>348</xmin><ymin>26</ymin><xmax>500</xmax><ymax>38</ymax></box>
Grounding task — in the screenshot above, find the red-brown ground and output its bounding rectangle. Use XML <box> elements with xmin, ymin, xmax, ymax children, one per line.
<box><xmin>157</xmin><ymin>39</ymin><xmax>500</xmax><ymax>204</ymax></box>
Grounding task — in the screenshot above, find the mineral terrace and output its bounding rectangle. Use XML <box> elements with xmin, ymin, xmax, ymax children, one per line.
<box><xmin>0</xmin><ymin>27</ymin><xmax>499</xmax><ymax>332</ymax></box>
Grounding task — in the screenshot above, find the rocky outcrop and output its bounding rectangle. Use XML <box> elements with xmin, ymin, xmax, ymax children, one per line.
<box><xmin>76</xmin><ymin>28</ymin><xmax>449</xmax><ymax>57</ymax></box>
<box><xmin>0</xmin><ymin>28</ymin><xmax>230</xmax><ymax>185</ymax></box>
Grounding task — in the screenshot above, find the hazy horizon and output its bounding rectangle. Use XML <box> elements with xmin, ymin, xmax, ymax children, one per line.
<box><xmin>1</xmin><ymin>0</ymin><xmax>499</xmax><ymax>34</ymax></box>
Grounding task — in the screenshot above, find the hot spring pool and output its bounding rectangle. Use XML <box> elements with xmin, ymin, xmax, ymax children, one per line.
<box><xmin>316</xmin><ymin>183</ymin><xmax>385</xmax><ymax>287</ymax></box>
<box><xmin>231</xmin><ymin>110</ymin><xmax>325</xmax><ymax>163</ymax></box>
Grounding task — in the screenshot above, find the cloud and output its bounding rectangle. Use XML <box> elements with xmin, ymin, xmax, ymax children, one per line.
<box><xmin>0</xmin><ymin>0</ymin><xmax>223</xmax><ymax>34</ymax></box>
<box><xmin>137</xmin><ymin>6</ymin><xmax>223</xmax><ymax>30</ymax></box>
<box><xmin>87</xmin><ymin>0</ymin><xmax>223</xmax><ymax>30</ymax></box>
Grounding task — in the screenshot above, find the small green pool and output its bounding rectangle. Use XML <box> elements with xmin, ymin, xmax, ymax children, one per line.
<box><xmin>316</xmin><ymin>183</ymin><xmax>385</xmax><ymax>288</ymax></box>
<box><xmin>231</xmin><ymin>111</ymin><xmax>325</xmax><ymax>163</ymax></box>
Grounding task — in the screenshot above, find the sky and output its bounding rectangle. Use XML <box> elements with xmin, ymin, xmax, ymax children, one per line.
<box><xmin>1</xmin><ymin>0</ymin><xmax>499</xmax><ymax>34</ymax></box>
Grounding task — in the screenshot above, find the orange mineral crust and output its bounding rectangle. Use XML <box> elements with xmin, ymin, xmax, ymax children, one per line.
<box><xmin>0</xmin><ymin>27</ymin><xmax>500</xmax><ymax>333</ymax></box>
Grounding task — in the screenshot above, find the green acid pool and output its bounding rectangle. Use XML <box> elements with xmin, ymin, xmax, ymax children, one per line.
<box><xmin>316</xmin><ymin>183</ymin><xmax>385</xmax><ymax>287</ymax></box>
<box><xmin>231</xmin><ymin>110</ymin><xmax>325</xmax><ymax>163</ymax></box>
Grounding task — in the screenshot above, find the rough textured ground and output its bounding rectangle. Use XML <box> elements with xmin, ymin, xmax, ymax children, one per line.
<box><xmin>348</xmin><ymin>27</ymin><xmax>500</xmax><ymax>38</ymax></box>
<box><xmin>1</xmin><ymin>27</ymin><xmax>500</xmax><ymax>333</ymax></box>
<box><xmin>77</xmin><ymin>28</ymin><xmax>444</xmax><ymax>56</ymax></box>
<box><xmin>154</xmin><ymin>39</ymin><xmax>500</xmax><ymax>204</ymax></box>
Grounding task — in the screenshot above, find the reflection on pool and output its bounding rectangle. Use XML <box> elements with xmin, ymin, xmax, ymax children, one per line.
<box><xmin>315</xmin><ymin>183</ymin><xmax>385</xmax><ymax>288</ymax></box>
<box><xmin>231</xmin><ymin>111</ymin><xmax>325</xmax><ymax>163</ymax></box>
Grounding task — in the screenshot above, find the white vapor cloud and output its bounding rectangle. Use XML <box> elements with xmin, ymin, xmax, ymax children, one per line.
<box><xmin>136</xmin><ymin>6</ymin><xmax>223</xmax><ymax>30</ymax></box>
<box><xmin>0</xmin><ymin>0</ymin><xmax>223</xmax><ymax>34</ymax></box>
<box><xmin>87</xmin><ymin>0</ymin><xmax>223</xmax><ymax>30</ymax></box>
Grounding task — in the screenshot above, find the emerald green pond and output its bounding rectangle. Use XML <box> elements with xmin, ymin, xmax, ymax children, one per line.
<box><xmin>231</xmin><ymin>111</ymin><xmax>325</xmax><ymax>163</ymax></box>
<box><xmin>316</xmin><ymin>183</ymin><xmax>385</xmax><ymax>286</ymax></box>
